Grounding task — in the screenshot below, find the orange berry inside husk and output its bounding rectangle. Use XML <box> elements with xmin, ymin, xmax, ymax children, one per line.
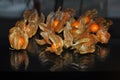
<box><xmin>90</xmin><ymin>23</ymin><xmax>99</xmax><ymax>33</ymax></box>
<box><xmin>72</xmin><ymin>21</ymin><xmax>80</xmax><ymax>28</ymax></box>
<box><xmin>53</xmin><ymin>20</ymin><xmax>59</xmax><ymax>27</ymax></box>
<box><xmin>51</xmin><ymin>44</ymin><xmax>56</xmax><ymax>51</ymax></box>
<box><xmin>19</xmin><ymin>37</ymin><xmax>25</xmax><ymax>47</ymax></box>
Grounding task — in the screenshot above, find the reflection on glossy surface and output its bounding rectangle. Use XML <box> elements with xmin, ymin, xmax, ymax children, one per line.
<box><xmin>38</xmin><ymin>46</ymin><xmax>108</xmax><ymax>71</ymax></box>
<box><xmin>26</xmin><ymin>37</ymin><xmax>40</xmax><ymax>55</ymax></box>
<box><xmin>9</xmin><ymin>44</ymin><xmax>110</xmax><ymax>71</ymax></box>
<box><xmin>96</xmin><ymin>45</ymin><xmax>110</xmax><ymax>61</ymax></box>
<box><xmin>38</xmin><ymin>45</ymin><xmax>110</xmax><ymax>71</ymax></box>
<box><xmin>26</xmin><ymin>37</ymin><xmax>48</xmax><ymax>55</ymax></box>
<box><xmin>38</xmin><ymin>51</ymin><xmax>64</xmax><ymax>71</ymax></box>
<box><xmin>10</xmin><ymin>50</ymin><xmax>29</xmax><ymax>71</ymax></box>
<box><xmin>72</xmin><ymin>54</ymin><xmax>95</xmax><ymax>71</ymax></box>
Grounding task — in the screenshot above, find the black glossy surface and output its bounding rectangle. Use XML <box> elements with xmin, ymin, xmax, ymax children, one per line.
<box><xmin>1</xmin><ymin>18</ymin><xmax>120</xmax><ymax>72</ymax></box>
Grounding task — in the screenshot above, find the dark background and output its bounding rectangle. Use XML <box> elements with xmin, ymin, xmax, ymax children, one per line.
<box><xmin>1</xmin><ymin>1</ymin><xmax>120</xmax><ymax>76</ymax></box>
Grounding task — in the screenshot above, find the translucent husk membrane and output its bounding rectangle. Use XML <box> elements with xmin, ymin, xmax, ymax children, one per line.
<box><xmin>9</xmin><ymin>8</ymin><xmax>112</xmax><ymax>55</ymax></box>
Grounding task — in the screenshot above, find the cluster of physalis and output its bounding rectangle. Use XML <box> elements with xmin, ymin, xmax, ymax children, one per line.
<box><xmin>9</xmin><ymin>8</ymin><xmax>112</xmax><ymax>55</ymax></box>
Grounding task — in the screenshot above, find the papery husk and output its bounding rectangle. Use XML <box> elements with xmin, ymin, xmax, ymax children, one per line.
<box><xmin>9</xmin><ymin>27</ymin><xmax>29</xmax><ymax>50</ymax></box>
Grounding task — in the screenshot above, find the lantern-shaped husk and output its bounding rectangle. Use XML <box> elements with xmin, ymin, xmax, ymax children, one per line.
<box><xmin>9</xmin><ymin>27</ymin><xmax>29</xmax><ymax>50</ymax></box>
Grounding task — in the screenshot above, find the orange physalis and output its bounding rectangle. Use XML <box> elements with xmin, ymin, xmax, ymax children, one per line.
<box><xmin>51</xmin><ymin>44</ymin><xmax>56</xmax><ymax>51</ymax></box>
<box><xmin>72</xmin><ymin>21</ymin><xmax>80</xmax><ymax>28</ymax></box>
<box><xmin>90</xmin><ymin>23</ymin><xmax>99</xmax><ymax>33</ymax></box>
<box><xmin>19</xmin><ymin>37</ymin><xmax>25</xmax><ymax>47</ymax></box>
<box><xmin>53</xmin><ymin>20</ymin><xmax>59</xmax><ymax>27</ymax></box>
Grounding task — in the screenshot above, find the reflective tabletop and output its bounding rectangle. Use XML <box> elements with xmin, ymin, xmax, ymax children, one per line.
<box><xmin>1</xmin><ymin>18</ymin><xmax>120</xmax><ymax>72</ymax></box>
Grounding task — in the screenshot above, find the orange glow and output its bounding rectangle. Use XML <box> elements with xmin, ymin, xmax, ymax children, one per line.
<box><xmin>19</xmin><ymin>37</ymin><xmax>25</xmax><ymax>47</ymax></box>
<box><xmin>72</xmin><ymin>21</ymin><xmax>80</xmax><ymax>28</ymax></box>
<box><xmin>53</xmin><ymin>20</ymin><xmax>59</xmax><ymax>27</ymax></box>
<box><xmin>51</xmin><ymin>44</ymin><xmax>56</xmax><ymax>51</ymax></box>
<box><xmin>90</xmin><ymin>23</ymin><xmax>99</xmax><ymax>33</ymax></box>
<box><xmin>84</xmin><ymin>16</ymin><xmax>90</xmax><ymax>24</ymax></box>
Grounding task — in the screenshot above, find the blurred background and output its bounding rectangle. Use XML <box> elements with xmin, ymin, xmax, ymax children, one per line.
<box><xmin>0</xmin><ymin>0</ymin><xmax>120</xmax><ymax>18</ymax></box>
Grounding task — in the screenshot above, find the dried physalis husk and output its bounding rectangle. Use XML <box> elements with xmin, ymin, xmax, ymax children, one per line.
<box><xmin>46</xmin><ymin>8</ymin><xmax>74</xmax><ymax>33</ymax></box>
<box><xmin>9</xmin><ymin>27</ymin><xmax>28</xmax><ymax>50</ymax></box>
<box><xmin>72</xmin><ymin>34</ymin><xmax>98</xmax><ymax>54</ymax></box>
<box><xmin>14</xmin><ymin>19</ymin><xmax>38</xmax><ymax>38</ymax></box>
<box><xmin>46</xmin><ymin>11</ymin><xmax>64</xmax><ymax>33</ymax></box>
<box><xmin>46</xmin><ymin>33</ymin><xmax>64</xmax><ymax>55</ymax></box>
<box><xmin>53</xmin><ymin>8</ymin><xmax>75</xmax><ymax>33</ymax></box>
<box><xmin>63</xmin><ymin>22</ymin><xmax>73</xmax><ymax>48</ymax></box>
<box><xmin>15</xmin><ymin>20</ymin><xmax>26</xmax><ymax>30</ymax></box>
<box><xmin>96</xmin><ymin>29</ymin><xmax>111</xmax><ymax>44</ymax></box>
<box><xmin>51</xmin><ymin>19</ymin><xmax>64</xmax><ymax>33</ymax></box>
<box><xmin>38</xmin><ymin>13</ymin><xmax>45</xmax><ymax>23</ymax></box>
<box><xmin>84</xmin><ymin>9</ymin><xmax>98</xmax><ymax>19</ymax></box>
<box><xmin>23</xmin><ymin>9</ymin><xmax>33</xmax><ymax>19</ymax></box>
<box><xmin>23</xmin><ymin>9</ymin><xmax>39</xmax><ymax>22</ymax></box>
<box><xmin>28</xmin><ymin>9</ymin><xmax>39</xmax><ymax>23</ymax></box>
<box><xmin>63</xmin><ymin>8</ymin><xmax>75</xmax><ymax>19</ymax></box>
<box><xmin>25</xmin><ymin>22</ymin><xmax>38</xmax><ymax>38</ymax></box>
<box><xmin>46</xmin><ymin>12</ymin><xmax>54</xmax><ymax>26</ymax></box>
<box><xmin>24</xmin><ymin>9</ymin><xmax>43</xmax><ymax>24</ymax></box>
<box><xmin>22</xmin><ymin>9</ymin><xmax>39</xmax><ymax>38</ymax></box>
<box><xmin>10</xmin><ymin>51</ymin><xmax>29</xmax><ymax>70</ymax></box>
